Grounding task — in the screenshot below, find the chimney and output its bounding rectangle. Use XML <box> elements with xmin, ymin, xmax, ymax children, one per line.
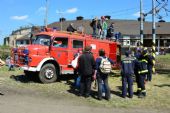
<box><xmin>76</xmin><ymin>16</ymin><xmax>84</xmax><ymax>20</ymax></box>
<box><xmin>105</xmin><ymin>15</ymin><xmax>111</xmax><ymax>20</ymax></box>
<box><xmin>138</xmin><ymin>17</ymin><xmax>145</xmax><ymax>22</ymax></box>
<box><xmin>59</xmin><ymin>18</ymin><xmax>66</xmax><ymax>22</ymax></box>
<box><xmin>158</xmin><ymin>20</ymin><xmax>166</xmax><ymax>22</ymax></box>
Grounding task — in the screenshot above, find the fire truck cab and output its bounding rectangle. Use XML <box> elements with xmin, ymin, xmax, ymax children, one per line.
<box><xmin>13</xmin><ymin>29</ymin><xmax>121</xmax><ymax>83</ymax></box>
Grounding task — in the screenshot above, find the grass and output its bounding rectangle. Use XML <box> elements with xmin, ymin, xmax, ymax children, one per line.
<box><xmin>156</xmin><ymin>54</ymin><xmax>170</xmax><ymax>65</ymax></box>
<box><xmin>0</xmin><ymin>67</ymin><xmax>170</xmax><ymax>110</ymax></box>
<box><xmin>0</xmin><ymin>55</ymin><xmax>170</xmax><ymax>110</ymax></box>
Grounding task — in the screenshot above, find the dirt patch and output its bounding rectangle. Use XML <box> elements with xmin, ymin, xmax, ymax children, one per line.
<box><xmin>0</xmin><ymin>84</ymin><xmax>169</xmax><ymax>113</ymax></box>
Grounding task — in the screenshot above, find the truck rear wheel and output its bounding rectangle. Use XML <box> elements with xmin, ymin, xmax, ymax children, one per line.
<box><xmin>39</xmin><ymin>64</ymin><xmax>57</xmax><ymax>83</ymax></box>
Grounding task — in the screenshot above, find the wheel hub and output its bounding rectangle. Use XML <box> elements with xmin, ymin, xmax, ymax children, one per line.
<box><xmin>45</xmin><ymin>69</ymin><xmax>54</xmax><ymax>79</ymax></box>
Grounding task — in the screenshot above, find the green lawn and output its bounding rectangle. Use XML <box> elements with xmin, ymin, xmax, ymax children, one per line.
<box><xmin>0</xmin><ymin>54</ymin><xmax>170</xmax><ymax>110</ymax></box>
<box><xmin>156</xmin><ymin>54</ymin><xmax>170</xmax><ymax>64</ymax></box>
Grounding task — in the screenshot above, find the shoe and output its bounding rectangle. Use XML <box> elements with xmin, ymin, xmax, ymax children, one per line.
<box><xmin>78</xmin><ymin>93</ymin><xmax>82</xmax><ymax>97</ymax></box>
<box><xmin>138</xmin><ymin>93</ymin><xmax>145</xmax><ymax>98</ymax></box>
<box><xmin>135</xmin><ymin>90</ymin><xmax>141</xmax><ymax>96</ymax></box>
<box><xmin>105</xmin><ymin>97</ymin><xmax>110</xmax><ymax>101</ymax></box>
<box><xmin>142</xmin><ymin>92</ymin><xmax>146</xmax><ymax>97</ymax></box>
<box><xmin>98</xmin><ymin>97</ymin><xmax>102</xmax><ymax>100</ymax></box>
<box><xmin>122</xmin><ymin>95</ymin><xmax>126</xmax><ymax>98</ymax></box>
<box><xmin>102</xmin><ymin>92</ymin><xmax>105</xmax><ymax>97</ymax></box>
<box><xmin>85</xmin><ymin>94</ymin><xmax>90</xmax><ymax>98</ymax></box>
<box><xmin>129</xmin><ymin>96</ymin><xmax>133</xmax><ymax>98</ymax></box>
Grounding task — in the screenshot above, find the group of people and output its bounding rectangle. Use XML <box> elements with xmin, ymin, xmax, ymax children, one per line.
<box><xmin>66</xmin><ymin>16</ymin><xmax>117</xmax><ymax>40</ymax></box>
<box><xmin>73</xmin><ymin>46</ymin><xmax>114</xmax><ymax>100</ymax></box>
<box><xmin>73</xmin><ymin>45</ymin><xmax>154</xmax><ymax>100</ymax></box>
<box><xmin>90</xmin><ymin>16</ymin><xmax>115</xmax><ymax>40</ymax></box>
<box><xmin>121</xmin><ymin>46</ymin><xmax>154</xmax><ymax>98</ymax></box>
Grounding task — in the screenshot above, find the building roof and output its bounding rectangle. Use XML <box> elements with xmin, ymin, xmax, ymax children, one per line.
<box><xmin>48</xmin><ymin>19</ymin><xmax>170</xmax><ymax>35</ymax></box>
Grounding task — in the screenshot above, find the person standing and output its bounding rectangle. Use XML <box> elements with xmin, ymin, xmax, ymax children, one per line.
<box><xmin>72</xmin><ymin>49</ymin><xmax>83</xmax><ymax>88</ymax></box>
<box><xmin>66</xmin><ymin>23</ymin><xmax>77</xmax><ymax>32</ymax></box>
<box><xmin>101</xmin><ymin>16</ymin><xmax>108</xmax><ymax>39</ymax></box>
<box><xmin>134</xmin><ymin>48</ymin><xmax>142</xmax><ymax>95</ymax></box>
<box><xmin>146</xmin><ymin>49</ymin><xmax>154</xmax><ymax>82</ymax></box>
<box><xmin>95</xmin><ymin>49</ymin><xmax>114</xmax><ymax>100</ymax></box>
<box><xmin>97</xmin><ymin>19</ymin><xmax>102</xmax><ymax>38</ymax></box>
<box><xmin>138</xmin><ymin>48</ymin><xmax>148</xmax><ymax>98</ymax></box>
<box><xmin>90</xmin><ymin>18</ymin><xmax>97</xmax><ymax>37</ymax></box>
<box><xmin>107</xmin><ymin>22</ymin><xmax>115</xmax><ymax>40</ymax></box>
<box><xmin>121</xmin><ymin>51</ymin><xmax>135</xmax><ymax>98</ymax></box>
<box><xmin>77</xmin><ymin>46</ymin><xmax>96</xmax><ymax>98</ymax></box>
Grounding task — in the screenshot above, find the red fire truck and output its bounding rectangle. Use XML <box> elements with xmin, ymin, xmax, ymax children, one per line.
<box><xmin>12</xmin><ymin>28</ymin><xmax>121</xmax><ymax>83</ymax></box>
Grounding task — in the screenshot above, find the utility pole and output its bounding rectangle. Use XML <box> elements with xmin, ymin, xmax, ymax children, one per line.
<box><xmin>152</xmin><ymin>0</ymin><xmax>156</xmax><ymax>44</ymax></box>
<box><xmin>57</xmin><ymin>10</ymin><xmax>64</xmax><ymax>31</ymax></box>
<box><xmin>44</xmin><ymin>0</ymin><xmax>48</xmax><ymax>28</ymax></box>
<box><xmin>140</xmin><ymin>0</ymin><xmax>144</xmax><ymax>45</ymax></box>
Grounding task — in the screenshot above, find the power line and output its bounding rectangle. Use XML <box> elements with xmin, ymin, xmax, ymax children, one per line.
<box><xmin>89</xmin><ymin>4</ymin><xmax>151</xmax><ymax>18</ymax></box>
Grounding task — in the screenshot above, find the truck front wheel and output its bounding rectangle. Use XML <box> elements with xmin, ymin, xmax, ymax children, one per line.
<box><xmin>39</xmin><ymin>64</ymin><xmax>57</xmax><ymax>83</ymax></box>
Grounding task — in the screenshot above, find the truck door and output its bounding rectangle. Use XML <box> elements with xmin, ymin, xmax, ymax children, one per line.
<box><xmin>50</xmin><ymin>37</ymin><xmax>69</xmax><ymax>66</ymax></box>
<box><xmin>68</xmin><ymin>38</ymin><xmax>84</xmax><ymax>66</ymax></box>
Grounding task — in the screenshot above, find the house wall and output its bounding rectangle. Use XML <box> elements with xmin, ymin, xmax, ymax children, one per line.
<box><xmin>5</xmin><ymin>28</ymin><xmax>31</xmax><ymax>47</ymax></box>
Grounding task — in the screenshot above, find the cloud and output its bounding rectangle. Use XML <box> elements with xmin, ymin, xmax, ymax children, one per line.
<box><xmin>133</xmin><ymin>10</ymin><xmax>146</xmax><ymax>17</ymax></box>
<box><xmin>133</xmin><ymin>11</ymin><xmax>140</xmax><ymax>17</ymax></box>
<box><xmin>11</xmin><ymin>15</ymin><xmax>28</xmax><ymax>20</ymax></box>
<box><xmin>66</xmin><ymin>8</ymin><xmax>78</xmax><ymax>14</ymax></box>
<box><xmin>56</xmin><ymin>10</ymin><xmax>65</xmax><ymax>14</ymax></box>
<box><xmin>36</xmin><ymin>6</ymin><xmax>46</xmax><ymax>14</ymax></box>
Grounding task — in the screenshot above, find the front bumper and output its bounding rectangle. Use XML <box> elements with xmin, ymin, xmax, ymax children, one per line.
<box><xmin>21</xmin><ymin>66</ymin><xmax>38</xmax><ymax>72</ymax></box>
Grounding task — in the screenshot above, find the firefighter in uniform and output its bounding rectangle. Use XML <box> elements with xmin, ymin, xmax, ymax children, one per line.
<box><xmin>146</xmin><ymin>49</ymin><xmax>154</xmax><ymax>82</ymax></box>
<box><xmin>121</xmin><ymin>51</ymin><xmax>135</xmax><ymax>98</ymax></box>
<box><xmin>138</xmin><ymin>47</ymin><xmax>148</xmax><ymax>98</ymax></box>
<box><xmin>134</xmin><ymin>47</ymin><xmax>142</xmax><ymax>95</ymax></box>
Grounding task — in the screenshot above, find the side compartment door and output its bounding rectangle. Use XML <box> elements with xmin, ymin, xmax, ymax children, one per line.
<box><xmin>109</xmin><ymin>43</ymin><xmax>117</xmax><ymax>62</ymax></box>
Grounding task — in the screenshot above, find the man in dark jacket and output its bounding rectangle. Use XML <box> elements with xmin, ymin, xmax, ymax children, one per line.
<box><xmin>107</xmin><ymin>22</ymin><xmax>114</xmax><ymax>39</ymax></box>
<box><xmin>66</xmin><ymin>23</ymin><xmax>77</xmax><ymax>32</ymax></box>
<box><xmin>121</xmin><ymin>50</ymin><xmax>135</xmax><ymax>98</ymax></box>
<box><xmin>137</xmin><ymin>48</ymin><xmax>148</xmax><ymax>98</ymax></box>
<box><xmin>146</xmin><ymin>49</ymin><xmax>154</xmax><ymax>82</ymax></box>
<box><xmin>78</xmin><ymin>46</ymin><xmax>96</xmax><ymax>98</ymax></box>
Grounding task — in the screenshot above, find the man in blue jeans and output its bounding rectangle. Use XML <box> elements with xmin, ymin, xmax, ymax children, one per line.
<box><xmin>121</xmin><ymin>51</ymin><xmax>135</xmax><ymax>98</ymax></box>
<box><xmin>95</xmin><ymin>49</ymin><xmax>114</xmax><ymax>100</ymax></box>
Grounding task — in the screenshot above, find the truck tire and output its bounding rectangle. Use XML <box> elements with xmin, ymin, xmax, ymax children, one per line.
<box><xmin>39</xmin><ymin>63</ymin><xmax>57</xmax><ymax>83</ymax></box>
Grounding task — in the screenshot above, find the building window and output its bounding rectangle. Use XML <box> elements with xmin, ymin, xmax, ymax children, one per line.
<box><xmin>26</xmin><ymin>40</ymin><xmax>29</xmax><ymax>44</ymax></box>
<box><xmin>20</xmin><ymin>40</ymin><xmax>23</xmax><ymax>44</ymax></box>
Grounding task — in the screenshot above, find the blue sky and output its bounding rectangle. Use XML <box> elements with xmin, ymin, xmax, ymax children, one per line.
<box><xmin>0</xmin><ymin>0</ymin><xmax>169</xmax><ymax>45</ymax></box>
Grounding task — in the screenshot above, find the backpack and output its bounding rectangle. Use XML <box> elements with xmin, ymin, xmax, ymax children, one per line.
<box><xmin>99</xmin><ymin>57</ymin><xmax>112</xmax><ymax>74</ymax></box>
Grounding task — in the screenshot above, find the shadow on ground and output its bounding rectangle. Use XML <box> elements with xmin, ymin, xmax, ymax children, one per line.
<box><xmin>10</xmin><ymin>74</ymin><xmax>39</xmax><ymax>83</ymax></box>
<box><xmin>154</xmin><ymin>84</ymin><xmax>170</xmax><ymax>87</ymax></box>
<box><xmin>9</xmin><ymin>74</ymin><xmax>77</xmax><ymax>84</ymax></box>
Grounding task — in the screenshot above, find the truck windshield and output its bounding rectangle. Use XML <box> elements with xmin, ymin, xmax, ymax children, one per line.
<box><xmin>33</xmin><ymin>35</ymin><xmax>51</xmax><ymax>46</ymax></box>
